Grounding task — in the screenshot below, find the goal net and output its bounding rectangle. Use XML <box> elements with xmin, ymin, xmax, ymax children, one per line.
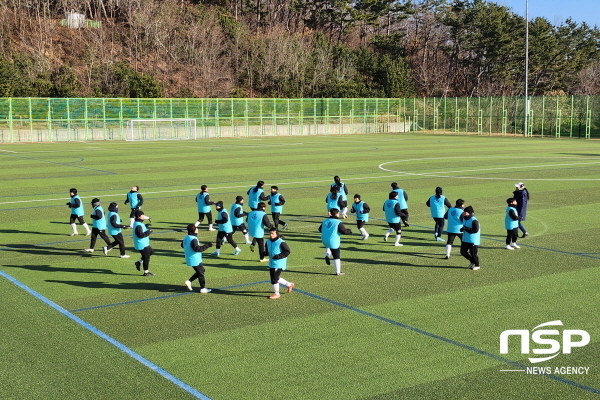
<box><xmin>126</xmin><ymin>119</ymin><xmax>197</xmax><ymax>141</ymax></box>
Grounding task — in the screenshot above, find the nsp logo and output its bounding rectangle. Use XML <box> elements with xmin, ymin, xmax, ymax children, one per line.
<box><xmin>500</xmin><ymin>320</ymin><xmax>590</xmax><ymax>363</ymax></box>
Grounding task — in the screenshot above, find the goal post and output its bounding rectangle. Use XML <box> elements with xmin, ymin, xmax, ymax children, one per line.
<box><xmin>126</xmin><ymin>119</ymin><xmax>197</xmax><ymax>141</ymax></box>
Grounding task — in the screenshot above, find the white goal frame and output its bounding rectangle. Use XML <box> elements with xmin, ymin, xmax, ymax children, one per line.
<box><xmin>126</xmin><ymin>119</ymin><xmax>197</xmax><ymax>141</ymax></box>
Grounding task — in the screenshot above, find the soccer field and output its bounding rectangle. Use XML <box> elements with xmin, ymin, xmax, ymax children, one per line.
<box><xmin>0</xmin><ymin>133</ymin><xmax>598</xmax><ymax>399</ymax></box>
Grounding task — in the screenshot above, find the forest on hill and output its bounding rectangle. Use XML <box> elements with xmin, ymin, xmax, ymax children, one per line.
<box><xmin>0</xmin><ymin>0</ymin><xmax>599</xmax><ymax>99</ymax></box>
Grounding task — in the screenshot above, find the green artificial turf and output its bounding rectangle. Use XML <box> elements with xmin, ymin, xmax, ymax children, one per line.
<box><xmin>1</xmin><ymin>133</ymin><xmax>598</xmax><ymax>399</ymax></box>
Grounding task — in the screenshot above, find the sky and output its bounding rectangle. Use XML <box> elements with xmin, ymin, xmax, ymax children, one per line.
<box><xmin>498</xmin><ymin>0</ymin><xmax>600</xmax><ymax>28</ymax></box>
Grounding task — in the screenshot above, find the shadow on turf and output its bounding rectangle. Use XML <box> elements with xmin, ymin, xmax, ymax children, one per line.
<box><xmin>343</xmin><ymin>257</ymin><xmax>467</xmax><ymax>269</ymax></box>
<box><xmin>3</xmin><ymin>264</ymin><xmax>133</xmax><ymax>276</ymax></box>
<box><xmin>45</xmin><ymin>279</ymin><xmax>187</xmax><ymax>292</ymax></box>
<box><xmin>0</xmin><ymin>228</ymin><xmax>66</xmax><ymax>237</ymax></box>
<box><xmin>2</xmin><ymin>244</ymin><xmax>92</xmax><ymax>257</ymax></box>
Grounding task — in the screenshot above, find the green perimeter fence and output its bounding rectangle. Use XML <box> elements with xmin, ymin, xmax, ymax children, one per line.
<box><xmin>0</xmin><ymin>96</ymin><xmax>599</xmax><ymax>142</ymax></box>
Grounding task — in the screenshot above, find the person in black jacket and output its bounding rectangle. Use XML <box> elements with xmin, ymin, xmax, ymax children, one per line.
<box><xmin>182</xmin><ymin>224</ymin><xmax>213</xmax><ymax>293</ymax></box>
<box><xmin>102</xmin><ymin>202</ymin><xmax>130</xmax><ymax>258</ymax></box>
<box><xmin>84</xmin><ymin>198</ymin><xmax>112</xmax><ymax>253</ymax></box>
<box><xmin>513</xmin><ymin>182</ymin><xmax>530</xmax><ymax>238</ymax></box>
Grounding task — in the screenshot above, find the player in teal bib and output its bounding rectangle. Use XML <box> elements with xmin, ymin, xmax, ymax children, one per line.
<box><xmin>383</xmin><ymin>191</ymin><xmax>404</xmax><ymax>246</ymax></box>
<box><xmin>444</xmin><ymin>199</ymin><xmax>464</xmax><ymax>259</ymax></box>
<box><xmin>230</xmin><ymin>196</ymin><xmax>252</xmax><ymax>245</ymax></box>
<box><xmin>132</xmin><ymin>210</ymin><xmax>155</xmax><ymax>276</ymax></box>
<box><xmin>319</xmin><ymin>208</ymin><xmax>352</xmax><ymax>275</ymax></box>
<box><xmin>426</xmin><ymin>187</ymin><xmax>452</xmax><ymax>241</ymax></box>
<box><xmin>124</xmin><ymin>185</ymin><xmax>144</xmax><ymax>227</ymax></box>
<box><xmin>391</xmin><ymin>182</ymin><xmax>409</xmax><ymax>226</ymax></box>
<box><xmin>265</xmin><ymin>228</ymin><xmax>294</xmax><ymax>299</ymax></box>
<box><xmin>331</xmin><ymin>176</ymin><xmax>349</xmax><ymax>218</ymax></box>
<box><xmin>210</xmin><ymin>201</ymin><xmax>242</xmax><ymax>256</ymax></box>
<box><xmin>268</xmin><ymin>186</ymin><xmax>288</xmax><ymax>230</ymax></box>
<box><xmin>195</xmin><ymin>185</ymin><xmax>216</xmax><ymax>231</ymax></box>
<box><xmin>504</xmin><ymin>198</ymin><xmax>520</xmax><ymax>250</ymax></box>
<box><xmin>247</xmin><ymin>180</ymin><xmax>269</xmax><ymax>210</ymax></box>
<box><xmin>247</xmin><ymin>202</ymin><xmax>273</xmax><ymax>262</ymax></box>
<box><xmin>350</xmin><ymin>194</ymin><xmax>370</xmax><ymax>240</ymax></box>
<box><xmin>103</xmin><ymin>202</ymin><xmax>130</xmax><ymax>258</ymax></box>
<box><xmin>460</xmin><ymin>206</ymin><xmax>480</xmax><ymax>270</ymax></box>
<box><xmin>66</xmin><ymin>188</ymin><xmax>91</xmax><ymax>236</ymax></box>
<box><xmin>182</xmin><ymin>224</ymin><xmax>214</xmax><ymax>293</ymax></box>
<box><xmin>84</xmin><ymin>198</ymin><xmax>112</xmax><ymax>253</ymax></box>
<box><xmin>326</xmin><ymin>186</ymin><xmax>344</xmax><ymax>213</ymax></box>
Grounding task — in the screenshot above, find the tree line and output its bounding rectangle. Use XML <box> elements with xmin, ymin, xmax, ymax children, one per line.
<box><xmin>0</xmin><ymin>0</ymin><xmax>598</xmax><ymax>98</ymax></box>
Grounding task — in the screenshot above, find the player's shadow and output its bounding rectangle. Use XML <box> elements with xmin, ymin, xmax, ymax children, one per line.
<box><xmin>45</xmin><ymin>279</ymin><xmax>186</xmax><ymax>292</ymax></box>
<box><xmin>2</xmin><ymin>244</ymin><xmax>90</xmax><ymax>257</ymax></box>
<box><xmin>209</xmin><ymin>288</ymin><xmax>272</xmax><ymax>297</ymax></box>
<box><xmin>208</xmin><ymin>261</ymin><xmax>270</xmax><ymax>271</ymax></box>
<box><xmin>4</xmin><ymin>264</ymin><xmax>133</xmax><ymax>276</ymax></box>
<box><xmin>0</xmin><ymin>228</ymin><xmax>66</xmax><ymax>237</ymax></box>
<box><xmin>344</xmin><ymin>257</ymin><xmax>418</xmax><ymax>268</ymax></box>
<box><xmin>287</xmin><ymin>267</ymin><xmax>333</xmax><ymax>275</ymax></box>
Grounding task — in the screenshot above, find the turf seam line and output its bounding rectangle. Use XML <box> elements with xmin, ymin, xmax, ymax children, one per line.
<box><xmin>293</xmin><ymin>288</ymin><xmax>600</xmax><ymax>396</ymax></box>
<box><xmin>0</xmin><ymin>270</ymin><xmax>212</xmax><ymax>400</ymax></box>
<box><xmin>70</xmin><ymin>280</ymin><xmax>271</xmax><ymax>313</ymax></box>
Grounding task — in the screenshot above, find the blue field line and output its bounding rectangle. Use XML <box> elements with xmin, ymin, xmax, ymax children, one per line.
<box><xmin>0</xmin><ymin>270</ymin><xmax>211</xmax><ymax>400</ymax></box>
<box><xmin>70</xmin><ymin>280</ymin><xmax>270</xmax><ymax>313</ymax></box>
<box><xmin>293</xmin><ymin>287</ymin><xmax>600</xmax><ymax>396</ymax></box>
<box><xmin>0</xmin><ymin>152</ymin><xmax>116</xmax><ymax>175</ymax></box>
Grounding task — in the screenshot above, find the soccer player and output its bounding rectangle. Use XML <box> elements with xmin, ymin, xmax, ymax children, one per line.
<box><xmin>391</xmin><ymin>182</ymin><xmax>409</xmax><ymax>227</ymax></box>
<box><xmin>84</xmin><ymin>198</ymin><xmax>112</xmax><ymax>253</ymax></box>
<box><xmin>513</xmin><ymin>182</ymin><xmax>530</xmax><ymax>237</ymax></box>
<box><xmin>66</xmin><ymin>188</ymin><xmax>91</xmax><ymax>236</ymax></box>
<box><xmin>331</xmin><ymin>176</ymin><xmax>349</xmax><ymax>218</ymax></box>
<box><xmin>426</xmin><ymin>187</ymin><xmax>452</xmax><ymax>241</ymax></box>
<box><xmin>319</xmin><ymin>208</ymin><xmax>352</xmax><ymax>275</ymax></box>
<box><xmin>182</xmin><ymin>224</ymin><xmax>214</xmax><ymax>293</ymax></box>
<box><xmin>230</xmin><ymin>196</ymin><xmax>252</xmax><ymax>245</ymax></box>
<box><xmin>247</xmin><ymin>180</ymin><xmax>269</xmax><ymax>211</ymax></box>
<box><xmin>102</xmin><ymin>202</ymin><xmax>130</xmax><ymax>258</ymax></box>
<box><xmin>505</xmin><ymin>198</ymin><xmax>520</xmax><ymax>250</ymax></box>
<box><xmin>268</xmin><ymin>186</ymin><xmax>288</xmax><ymax>230</ymax></box>
<box><xmin>326</xmin><ymin>186</ymin><xmax>345</xmax><ymax>214</ymax></box>
<box><xmin>265</xmin><ymin>227</ymin><xmax>294</xmax><ymax>299</ymax></box>
<box><xmin>247</xmin><ymin>202</ymin><xmax>273</xmax><ymax>262</ymax></box>
<box><xmin>210</xmin><ymin>201</ymin><xmax>242</xmax><ymax>256</ymax></box>
<box><xmin>125</xmin><ymin>185</ymin><xmax>144</xmax><ymax>228</ymax></box>
<box><xmin>444</xmin><ymin>199</ymin><xmax>465</xmax><ymax>259</ymax></box>
<box><xmin>350</xmin><ymin>194</ymin><xmax>370</xmax><ymax>240</ymax></box>
<box><xmin>383</xmin><ymin>191</ymin><xmax>404</xmax><ymax>246</ymax></box>
<box><xmin>195</xmin><ymin>185</ymin><xmax>216</xmax><ymax>231</ymax></box>
<box><xmin>132</xmin><ymin>210</ymin><xmax>155</xmax><ymax>276</ymax></box>
<box><xmin>460</xmin><ymin>206</ymin><xmax>480</xmax><ymax>270</ymax></box>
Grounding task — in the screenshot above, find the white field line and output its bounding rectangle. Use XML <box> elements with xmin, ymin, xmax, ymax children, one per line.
<box><xmin>2</xmin><ymin>157</ymin><xmax>599</xmax><ymax>206</ymax></box>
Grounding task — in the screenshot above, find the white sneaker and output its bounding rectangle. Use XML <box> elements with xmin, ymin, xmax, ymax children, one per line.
<box><xmin>511</xmin><ymin>243</ymin><xmax>520</xmax><ymax>249</ymax></box>
<box><xmin>208</xmin><ymin>228</ymin><xmax>216</xmax><ymax>231</ymax></box>
<box><xmin>362</xmin><ymin>233</ymin><xmax>369</xmax><ymax>240</ymax></box>
<box><xmin>184</xmin><ymin>280</ymin><xmax>193</xmax><ymax>291</ymax></box>
<box><xmin>384</xmin><ymin>233</ymin><xmax>389</xmax><ymax>241</ymax></box>
<box><xmin>69</xmin><ymin>233</ymin><xmax>78</xmax><ymax>236</ymax></box>
<box><xmin>505</xmin><ymin>245</ymin><xmax>514</xmax><ymax>250</ymax></box>
<box><xmin>245</xmin><ymin>241</ymin><xmax>252</xmax><ymax>245</ymax></box>
<box><xmin>210</xmin><ymin>251</ymin><xmax>219</xmax><ymax>256</ymax></box>
<box><xmin>120</xmin><ymin>255</ymin><xmax>130</xmax><ymax>258</ymax></box>
<box><xmin>102</xmin><ymin>247</ymin><xmax>110</xmax><ymax>255</ymax></box>
<box><xmin>472</xmin><ymin>265</ymin><xmax>480</xmax><ymax>270</ymax></box>
<box><xmin>436</xmin><ymin>237</ymin><xmax>445</xmax><ymax>242</ymax></box>
<box><xmin>200</xmin><ymin>288</ymin><xmax>211</xmax><ymax>294</ymax></box>
<box><xmin>85</xmin><ymin>231</ymin><xmax>92</xmax><ymax>236</ymax></box>
<box><xmin>84</xmin><ymin>249</ymin><xmax>94</xmax><ymax>253</ymax></box>
<box><xmin>394</xmin><ymin>243</ymin><xmax>403</xmax><ymax>247</ymax></box>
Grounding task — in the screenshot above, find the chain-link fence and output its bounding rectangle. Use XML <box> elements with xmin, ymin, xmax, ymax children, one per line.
<box><xmin>0</xmin><ymin>96</ymin><xmax>598</xmax><ymax>142</ymax></box>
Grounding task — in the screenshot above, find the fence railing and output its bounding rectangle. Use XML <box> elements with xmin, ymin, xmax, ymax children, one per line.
<box><xmin>0</xmin><ymin>96</ymin><xmax>598</xmax><ymax>142</ymax></box>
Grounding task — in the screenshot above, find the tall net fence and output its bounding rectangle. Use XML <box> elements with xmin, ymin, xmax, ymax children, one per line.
<box><xmin>0</xmin><ymin>96</ymin><xmax>598</xmax><ymax>143</ymax></box>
